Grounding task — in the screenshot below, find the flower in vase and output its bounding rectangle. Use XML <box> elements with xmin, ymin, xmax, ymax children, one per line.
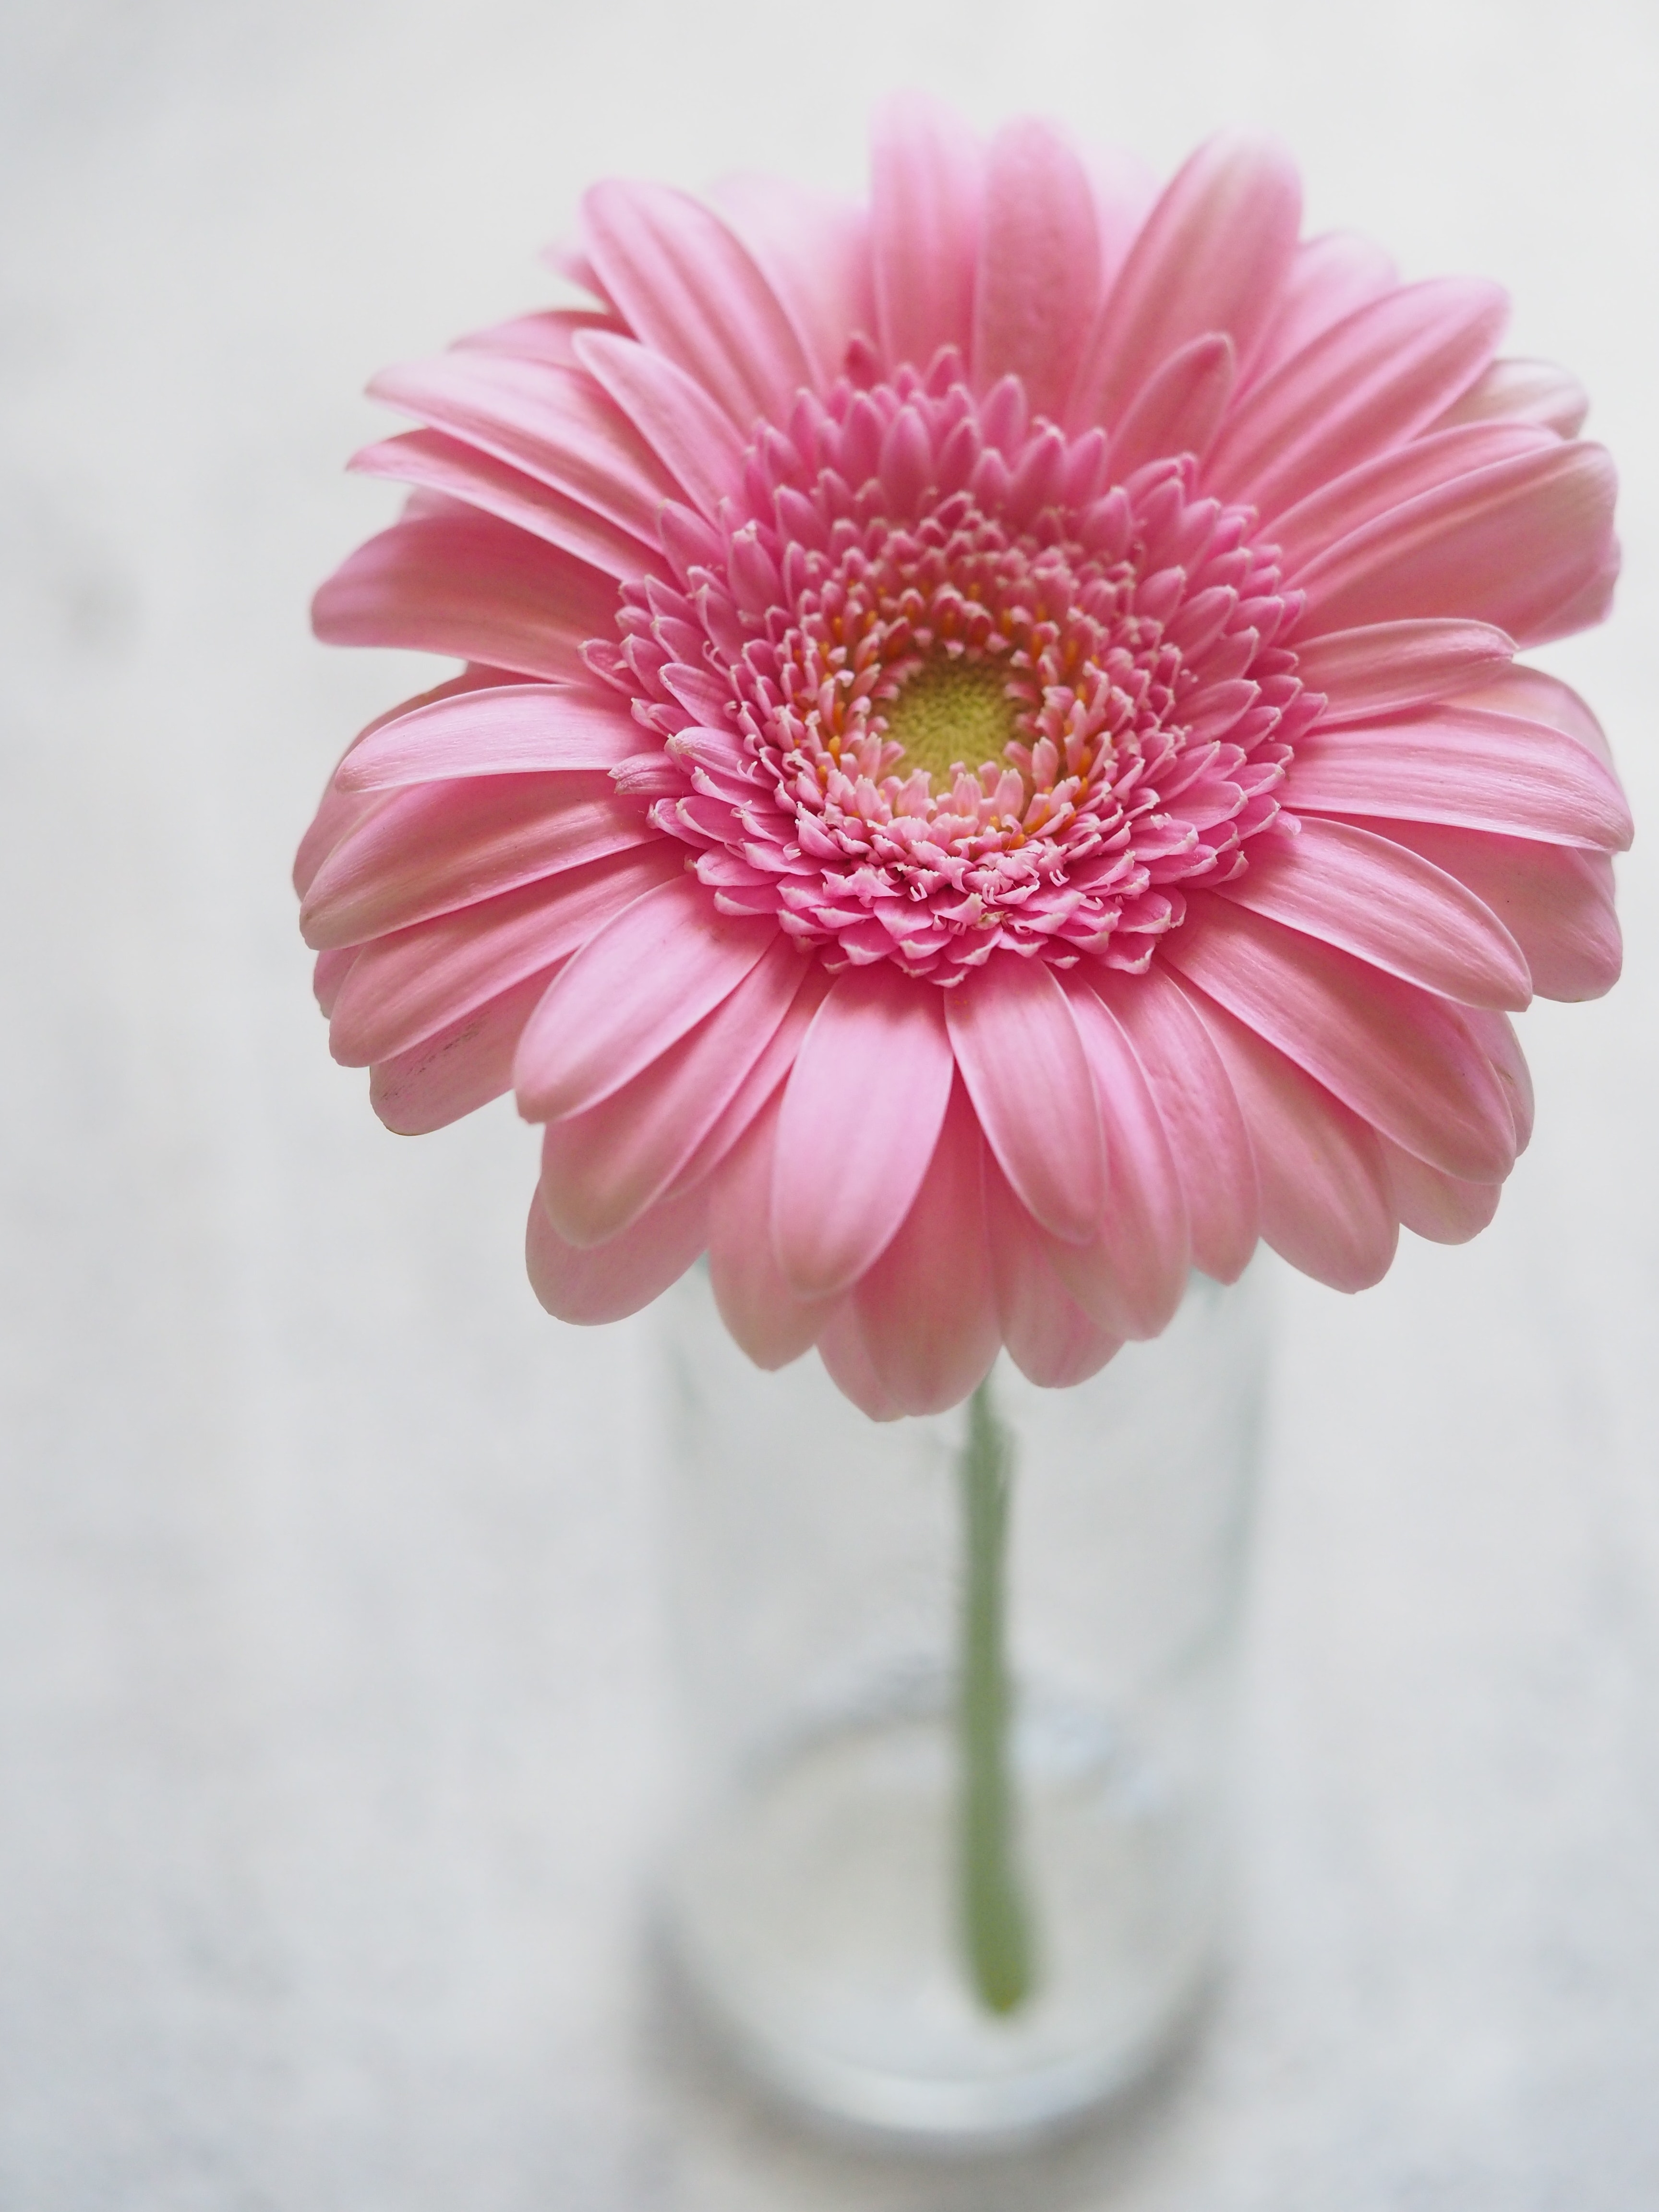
<box><xmin>296</xmin><ymin>99</ymin><xmax>1628</xmax><ymax>1419</ymax></box>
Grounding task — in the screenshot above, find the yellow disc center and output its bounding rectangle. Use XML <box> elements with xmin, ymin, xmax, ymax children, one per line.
<box><xmin>882</xmin><ymin>656</ymin><xmax>1022</xmax><ymax>788</ymax></box>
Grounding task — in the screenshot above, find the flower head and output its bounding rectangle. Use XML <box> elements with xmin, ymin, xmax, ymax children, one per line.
<box><xmin>297</xmin><ymin>99</ymin><xmax>1629</xmax><ymax>1419</ymax></box>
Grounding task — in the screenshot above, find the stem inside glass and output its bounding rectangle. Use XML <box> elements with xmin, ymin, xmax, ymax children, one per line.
<box><xmin>957</xmin><ymin>1375</ymin><xmax>1037</xmax><ymax>2013</ymax></box>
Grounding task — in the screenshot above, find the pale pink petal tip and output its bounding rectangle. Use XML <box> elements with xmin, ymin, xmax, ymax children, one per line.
<box><xmin>296</xmin><ymin>100</ymin><xmax>1626</xmax><ymax>1410</ymax></box>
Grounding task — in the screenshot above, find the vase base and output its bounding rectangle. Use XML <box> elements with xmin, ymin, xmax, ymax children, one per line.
<box><xmin>660</xmin><ymin>1694</ymin><xmax>1222</xmax><ymax>2145</ymax></box>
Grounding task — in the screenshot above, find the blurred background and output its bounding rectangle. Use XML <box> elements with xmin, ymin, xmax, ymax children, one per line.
<box><xmin>1</xmin><ymin>0</ymin><xmax>1656</xmax><ymax>2204</ymax></box>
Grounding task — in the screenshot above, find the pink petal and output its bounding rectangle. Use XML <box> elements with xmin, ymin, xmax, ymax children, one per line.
<box><xmin>313</xmin><ymin>947</ymin><xmax>356</xmax><ymax>1016</ymax></box>
<box><xmin>329</xmin><ymin>843</ymin><xmax>680</xmax><ymax>1066</ymax></box>
<box><xmin>1215</xmin><ymin>817</ymin><xmax>1531</xmax><ymax>1011</ymax></box>
<box><xmin>514</xmin><ymin>874</ymin><xmax>775</xmax><ymax>1121</ymax></box>
<box><xmin>870</xmin><ymin>92</ymin><xmax>984</xmax><ymax>374</ymax></box>
<box><xmin>312</xmin><ymin>507</ymin><xmax>620</xmax><ymax>682</ymax></box>
<box><xmin>1286</xmin><ymin>705</ymin><xmax>1633</xmax><ymax>852</ymax></box>
<box><xmin>814</xmin><ymin>1299</ymin><xmax>906</xmax><ymax>1423</ymax></box>
<box><xmin>1270</xmin><ymin>422</ymin><xmax>1548</xmax><ymax>576</ymax></box>
<box><xmin>574</xmin><ymin>330</ymin><xmax>746</xmax><ymax>518</ymax></box>
<box><xmin>1295</xmin><ymin>619</ymin><xmax>1514</xmax><ymax>723</ymax></box>
<box><xmin>772</xmin><ymin>964</ymin><xmax>955</xmax><ymax>1299</ymax></box>
<box><xmin>1060</xmin><ymin>980</ymin><xmax>1191</xmax><ymax>1334</ymax></box>
<box><xmin>662</xmin><ymin>960</ymin><xmax>831</xmax><ymax>1200</ymax></box>
<box><xmin>1448</xmin><ymin>662</ymin><xmax>1616</xmax><ymax>769</ymax></box>
<box><xmin>542</xmin><ymin>240</ymin><xmax>612</xmax><ymax>306</ymax></box>
<box><xmin>849</xmin><ymin>1082</ymin><xmax>1001</xmax><ymax>1416</ymax></box>
<box><xmin>1380</xmin><ymin>1137</ymin><xmax>1502</xmax><ymax>1246</ymax></box>
<box><xmin>1094</xmin><ymin>964</ymin><xmax>1258</xmax><ymax>1283</ymax></box>
<box><xmin>367</xmin><ymin>350</ymin><xmax>677</xmax><ymax>545</ymax></box>
<box><xmin>1107</xmin><ymin>333</ymin><xmax>1236</xmax><ymax>479</ymax></box>
<box><xmin>1344</xmin><ymin>816</ymin><xmax>1621</xmax><ymax>1002</ymax></box>
<box><xmin>336</xmin><ymin>683</ymin><xmax>643</xmax><ymax>792</ymax></box>
<box><xmin>945</xmin><ymin>959</ymin><xmax>1106</xmax><ymax>1245</ymax></box>
<box><xmin>1181</xmin><ymin>986</ymin><xmax>1397</xmax><ymax>1293</ymax></box>
<box><xmin>1291</xmin><ymin>440</ymin><xmax>1619</xmax><ymax>649</ymax></box>
<box><xmin>1087</xmin><ymin>147</ymin><xmax>1160</xmax><ymax>297</ymax></box>
<box><xmin>971</xmin><ymin>118</ymin><xmax>1101</xmax><ymax>422</ymax></box>
<box><xmin>1463</xmin><ymin>1007</ymin><xmax>1533</xmax><ymax>1154</ymax></box>
<box><xmin>1069</xmin><ymin>135</ymin><xmax>1301</xmax><ymax>430</ymax></box>
<box><xmin>368</xmin><ymin>966</ymin><xmax>556</xmax><ymax>1135</ymax></box>
<box><xmin>297</xmin><ymin>669</ymin><xmax>529</xmax><ymax>895</ymax></box>
<box><xmin>581</xmin><ymin>181</ymin><xmax>814</xmax><ymax>432</ymax></box>
<box><xmin>708</xmin><ymin>1093</ymin><xmax>837</xmax><ymax>1369</ymax></box>
<box><xmin>352</xmin><ymin>432</ymin><xmax>653</xmax><ymax>581</ymax></box>
<box><xmin>525</xmin><ymin>1179</ymin><xmax>708</xmax><ymax>1326</ymax></box>
<box><xmin>1165</xmin><ymin>898</ymin><xmax>1518</xmax><ymax>1184</ymax></box>
<box><xmin>296</xmin><ymin>781</ymin><xmax>388</xmax><ymax>902</ymax></box>
<box><xmin>1204</xmin><ymin>276</ymin><xmax>1508</xmax><ymax>518</ymax></box>
<box><xmin>451</xmin><ymin>306</ymin><xmax>624</xmax><ymax>367</ymax></box>
<box><xmin>1241</xmin><ymin>229</ymin><xmax>1398</xmax><ymax>389</ymax></box>
<box><xmin>538</xmin><ymin>937</ymin><xmax>808</xmax><ymax>1245</ymax></box>
<box><xmin>710</xmin><ymin>175</ymin><xmax>875</xmax><ymax>390</ymax></box>
<box><xmin>301</xmin><ymin>773</ymin><xmax>646</xmax><ymax>950</ymax></box>
<box><xmin>984</xmin><ymin>1162</ymin><xmax>1122</xmax><ymax>1388</ymax></box>
<box><xmin>1435</xmin><ymin>356</ymin><xmax>1588</xmax><ymax>438</ymax></box>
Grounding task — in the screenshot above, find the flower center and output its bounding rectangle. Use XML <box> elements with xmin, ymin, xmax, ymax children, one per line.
<box><xmin>600</xmin><ymin>355</ymin><xmax>1322</xmax><ymax>981</ymax></box>
<box><xmin>880</xmin><ymin>654</ymin><xmax>1023</xmax><ymax>791</ymax></box>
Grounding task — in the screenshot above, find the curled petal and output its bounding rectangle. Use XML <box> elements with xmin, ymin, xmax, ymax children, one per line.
<box><xmin>850</xmin><ymin>1082</ymin><xmax>1001</xmax><ymax>1415</ymax></box>
<box><xmin>370</xmin><ymin>967</ymin><xmax>557</xmax><ymax>1135</ymax></box>
<box><xmin>1449</xmin><ymin>662</ymin><xmax>1616</xmax><ymax>770</ymax></box>
<box><xmin>539</xmin><ymin>937</ymin><xmax>808</xmax><ymax>1246</ymax></box>
<box><xmin>575</xmin><ymin>329</ymin><xmax>747</xmax><ymax>517</ymax></box>
<box><xmin>773</xmin><ymin>965</ymin><xmax>956</xmax><ymax>1299</ymax></box>
<box><xmin>313</xmin><ymin>947</ymin><xmax>357</xmax><ymax>1017</ymax></box>
<box><xmin>367</xmin><ymin>350</ymin><xmax>677</xmax><ymax>543</ymax></box>
<box><xmin>708</xmin><ymin>1093</ymin><xmax>836</xmax><ymax>1370</ymax></box>
<box><xmin>1295</xmin><ymin>619</ymin><xmax>1514</xmax><ymax>723</ymax></box>
<box><xmin>1165</xmin><ymin>898</ymin><xmax>1518</xmax><ymax>1185</ymax></box>
<box><xmin>301</xmin><ymin>773</ymin><xmax>646</xmax><ymax>950</ymax></box>
<box><xmin>1243</xmin><ymin>229</ymin><xmax>1397</xmax><ymax>389</ymax></box>
<box><xmin>1380</xmin><ymin>1138</ymin><xmax>1502</xmax><ymax>1246</ymax></box>
<box><xmin>1214</xmin><ymin>818</ymin><xmax>1532</xmax><ymax>1012</ymax></box>
<box><xmin>972</xmin><ymin>118</ymin><xmax>1101</xmax><ymax>421</ymax></box>
<box><xmin>1205</xmin><ymin>276</ymin><xmax>1508</xmax><ymax>518</ymax></box>
<box><xmin>1108</xmin><ymin>333</ymin><xmax>1236</xmax><ymax>479</ymax></box>
<box><xmin>515</xmin><ymin>874</ymin><xmax>775</xmax><ymax>1121</ymax></box>
<box><xmin>946</xmin><ymin>961</ymin><xmax>1106</xmax><ymax>1245</ymax></box>
<box><xmin>1182</xmin><ymin>987</ymin><xmax>1398</xmax><ymax>1293</ymax></box>
<box><xmin>526</xmin><ymin>1180</ymin><xmax>708</xmax><ymax>1325</ymax></box>
<box><xmin>711</xmin><ymin>175</ymin><xmax>875</xmax><ymax>390</ymax></box>
<box><xmin>1347</xmin><ymin>817</ymin><xmax>1621</xmax><ymax>1004</ymax></box>
<box><xmin>1095</xmin><ymin>964</ymin><xmax>1258</xmax><ymax>1284</ymax></box>
<box><xmin>1292</xmin><ymin>441</ymin><xmax>1619</xmax><ymax>648</ymax></box>
<box><xmin>330</xmin><ymin>844</ymin><xmax>680</xmax><ymax>1067</ymax></box>
<box><xmin>1061</xmin><ymin>981</ymin><xmax>1191</xmax><ymax>1335</ymax></box>
<box><xmin>313</xmin><ymin>507</ymin><xmax>620</xmax><ymax>681</ymax></box>
<box><xmin>1464</xmin><ymin>1007</ymin><xmax>1533</xmax><ymax>1154</ymax></box>
<box><xmin>1287</xmin><ymin>706</ymin><xmax>1632</xmax><ymax>853</ymax></box>
<box><xmin>352</xmin><ymin>432</ymin><xmax>654</xmax><ymax>582</ymax></box>
<box><xmin>815</xmin><ymin>1298</ymin><xmax>906</xmax><ymax>1423</ymax></box>
<box><xmin>984</xmin><ymin>1163</ymin><xmax>1123</xmax><ymax>1388</ymax></box>
<box><xmin>1070</xmin><ymin>134</ymin><xmax>1301</xmax><ymax>428</ymax></box>
<box><xmin>337</xmin><ymin>683</ymin><xmax>643</xmax><ymax>792</ymax></box>
<box><xmin>871</xmin><ymin>91</ymin><xmax>984</xmax><ymax>373</ymax></box>
<box><xmin>582</xmin><ymin>181</ymin><xmax>814</xmax><ymax>431</ymax></box>
<box><xmin>1270</xmin><ymin>422</ymin><xmax>1547</xmax><ymax>579</ymax></box>
<box><xmin>1435</xmin><ymin>356</ymin><xmax>1588</xmax><ymax>438</ymax></box>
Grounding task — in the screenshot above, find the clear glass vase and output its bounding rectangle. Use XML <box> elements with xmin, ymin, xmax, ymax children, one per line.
<box><xmin>651</xmin><ymin>1261</ymin><xmax>1269</xmax><ymax>2144</ymax></box>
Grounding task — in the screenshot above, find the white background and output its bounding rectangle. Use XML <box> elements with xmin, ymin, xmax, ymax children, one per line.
<box><xmin>2</xmin><ymin>1</ymin><xmax>1656</xmax><ymax>2204</ymax></box>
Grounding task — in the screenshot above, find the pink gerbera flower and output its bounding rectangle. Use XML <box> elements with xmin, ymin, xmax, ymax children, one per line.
<box><xmin>296</xmin><ymin>99</ymin><xmax>1628</xmax><ymax>1419</ymax></box>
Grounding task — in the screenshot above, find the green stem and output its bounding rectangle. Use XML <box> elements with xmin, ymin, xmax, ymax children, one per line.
<box><xmin>957</xmin><ymin>1375</ymin><xmax>1036</xmax><ymax>2014</ymax></box>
